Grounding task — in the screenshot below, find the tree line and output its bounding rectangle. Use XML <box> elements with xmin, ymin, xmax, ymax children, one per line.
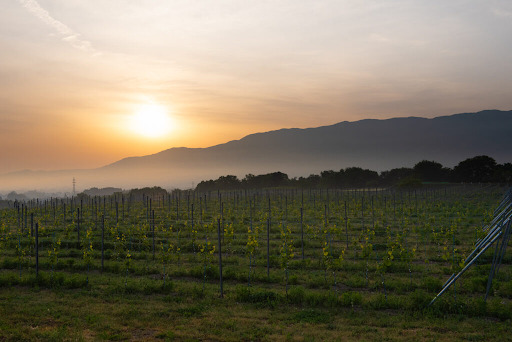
<box><xmin>196</xmin><ymin>155</ymin><xmax>512</xmax><ymax>191</ymax></box>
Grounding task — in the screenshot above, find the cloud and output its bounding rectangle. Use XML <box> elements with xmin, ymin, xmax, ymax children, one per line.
<box><xmin>492</xmin><ymin>7</ymin><xmax>512</xmax><ymax>17</ymax></box>
<box><xmin>17</xmin><ymin>0</ymin><xmax>100</xmax><ymax>56</ymax></box>
<box><xmin>491</xmin><ymin>1</ymin><xmax>512</xmax><ymax>18</ymax></box>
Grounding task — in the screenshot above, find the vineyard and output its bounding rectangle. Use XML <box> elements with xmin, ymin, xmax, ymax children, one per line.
<box><xmin>1</xmin><ymin>184</ymin><xmax>512</xmax><ymax>341</ymax></box>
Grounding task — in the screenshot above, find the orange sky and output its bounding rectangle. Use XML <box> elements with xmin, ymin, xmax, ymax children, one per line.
<box><xmin>1</xmin><ymin>1</ymin><xmax>512</xmax><ymax>174</ymax></box>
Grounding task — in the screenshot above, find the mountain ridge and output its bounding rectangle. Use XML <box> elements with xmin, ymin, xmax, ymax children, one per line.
<box><xmin>1</xmin><ymin>109</ymin><xmax>511</xmax><ymax>192</ymax></box>
<box><xmin>103</xmin><ymin>109</ymin><xmax>512</xmax><ymax>170</ymax></box>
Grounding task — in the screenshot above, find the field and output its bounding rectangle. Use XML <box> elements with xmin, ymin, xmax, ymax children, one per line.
<box><xmin>1</xmin><ymin>184</ymin><xmax>512</xmax><ymax>341</ymax></box>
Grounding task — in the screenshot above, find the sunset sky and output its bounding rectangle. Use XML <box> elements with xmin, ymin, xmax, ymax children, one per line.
<box><xmin>1</xmin><ymin>0</ymin><xmax>512</xmax><ymax>174</ymax></box>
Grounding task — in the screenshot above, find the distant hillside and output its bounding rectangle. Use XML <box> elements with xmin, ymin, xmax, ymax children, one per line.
<box><xmin>1</xmin><ymin>109</ymin><xmax>511</xmax><ymax>192</ymax></box>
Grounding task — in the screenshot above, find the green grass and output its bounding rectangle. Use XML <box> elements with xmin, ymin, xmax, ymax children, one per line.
<box><xmin>1</xmin><ymin>185</ymin><xmax>512</xmax><ymax>340</ymax></box>
<box><xmin>1</xmin><ymin>284</ymin><xmax>511</xmax><ymax>341</ymax></box>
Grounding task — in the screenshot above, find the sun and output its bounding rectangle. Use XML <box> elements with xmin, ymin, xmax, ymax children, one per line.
<box><xmin>129</xmin><ymin>103</ymin><xmax>173</xmax><ymax>138</ymax></box>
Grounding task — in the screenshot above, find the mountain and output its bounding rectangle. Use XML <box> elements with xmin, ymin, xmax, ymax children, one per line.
<box><xmin>2</xmin><ymin>109</ymin><xmax>512</xmax><ymax>192</ymax></box>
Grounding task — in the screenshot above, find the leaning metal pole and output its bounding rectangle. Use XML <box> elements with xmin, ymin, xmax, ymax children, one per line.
<box><xmin>429</xmin><ymin>188</ymin><xmax>512</xmax><ymax>307</ymax></box>
<box><xmin>429</xmin><ymin>228</ymin><xmax>504</xmax><ymax>306</ymax></box>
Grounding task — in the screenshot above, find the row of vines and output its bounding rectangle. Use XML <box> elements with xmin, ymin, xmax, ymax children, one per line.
<box><xmin>0</xmin><ymin>184</ymin><xmax>510</xmax><ymax>311</ymax></box>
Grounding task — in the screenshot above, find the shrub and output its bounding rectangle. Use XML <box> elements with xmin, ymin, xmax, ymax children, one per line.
<box><xmin>340</xmin><ymin>291</ymin><xmax>362</xmax><ymax>307</ymax></box>
<box><xmin>235</xmin><ymin>285</ymin><xmax>279</xmax><ymax>305</ymax></box>
<box><xmin>287</xmin><ymin>286</ymin><xmax>305</xmax><ymax>304</ymax></box>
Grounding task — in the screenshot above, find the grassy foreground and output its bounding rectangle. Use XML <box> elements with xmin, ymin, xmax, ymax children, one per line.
<box><xmin>2</xmin><ymin>185</ymin><xmax>512</xmax><ymax>340</ymax></box>
<box><xmin>1</xmin><ymin>277</ymin><xmax>511</xmax><ymax>341</ymax></box>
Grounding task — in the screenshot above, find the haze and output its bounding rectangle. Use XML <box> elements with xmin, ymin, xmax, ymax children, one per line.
<box><xmin>1</xmin><ymin>1</ymin><xmax>512</xmax><ymax>176</ymax></box>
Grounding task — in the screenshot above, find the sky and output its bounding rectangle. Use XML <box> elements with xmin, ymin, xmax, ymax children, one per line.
<box><xmin>1</xmin><ymin>0</ymin><xmax>512</xmax><ymax>174</ymax></box>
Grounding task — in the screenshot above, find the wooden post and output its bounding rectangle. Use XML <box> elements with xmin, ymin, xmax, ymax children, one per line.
<box><xmin>345</xmin><ymin>201</ymin><xmax>349</xmax><ymax>249</ymax></box>
<box><xmin>35</xmin><ymin>222</ymin><xmax>39</xmax><ymax>277</ymax></box>
<box><xmin>101</xmin><ymin>214</ymin><xmax>105</xmax><ymax>272</ymax></box>
<box><xmin>77</xmin><ymin>208</ymin><xmax>80</xmax><ymax>248</ymax></box>
<box><xmin>267</xmin><ymin>218</ymin><xmax>270</xmax><ymax>278</ymax></box>
<box><xmin>24</xmin><ymin>205</ymin><xmax>27</xmax><ymax>231</ymax></box>
<box><xmin>152</xmin><ymin>210</ymin><xmax>156</xmax><ymax>260</ymax></box>
<box><xmin>217</xmin><ymin>218</ymin><xmax>223</xmax><ymax>298</ymax></box>
<box><xmin>301</xmin><ymin>207</ymin><xmax>304</xmax><ymax>260</ymax></box>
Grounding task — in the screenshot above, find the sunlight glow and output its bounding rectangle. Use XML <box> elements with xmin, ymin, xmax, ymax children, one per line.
<box><xmin>129</xmin><ymin>103</ymin><xmax>173</xmax><ymax>138</ymax></box>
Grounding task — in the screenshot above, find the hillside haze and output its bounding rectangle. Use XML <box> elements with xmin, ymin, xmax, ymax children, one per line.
<box><xmin>2</xmin><ymin>110</ymin><xmax>511</xmax><ymax>193</ymax></box>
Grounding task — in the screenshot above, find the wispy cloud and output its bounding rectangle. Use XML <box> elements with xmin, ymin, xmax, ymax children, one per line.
<box><xmin>17</xmin><ymin>0</ymin><xmax>100</xmax><ymax>56</ymax></box>
<box><xmin>491</xmin><ymin>1</ymin><xmax>512</xmax><ymax>18</ymax></box>
<box><xmin>492</xmin><ymin>7</ymin><xmax>512</xmax><ymax>18</ymax></box>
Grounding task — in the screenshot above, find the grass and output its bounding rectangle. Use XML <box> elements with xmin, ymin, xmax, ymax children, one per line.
<box><xmin>1</xmin><ymin>184</ymin><xmax>512</xmax><ymax>340</ymax></box>
<box><xmin>1</xmin><ymin>284</ymin><xmax>511</xmax><ymax>341</ymax></box>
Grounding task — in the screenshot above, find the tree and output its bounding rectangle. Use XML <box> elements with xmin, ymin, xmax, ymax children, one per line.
<box><xmin>453</xmin><ymin>155</ymin><xmax>497</xmax><ymax>183</ymax></box>
<box><xmin>495</xmin><ymin>163</ymin><xmax>512</xmax><ymax>184</ymax></box>
<box><xmin>342</xmin><ymin>167</ymin><xmax>379</xmax><ymax>187</ymax></box>
<box><xmin>380</xmin><ymin>167</ymin><xmax>414</xmax><ymax>185</ymax></box>
<box><xmin>7</xmin><ymin>191</ymin><xmax>27</xmax><ymax>201</ymax></box>
<box><xmin>128</xmin><ymin>186</ymin><xmax>168</xmax><ymax>201</ymax></box>
<box><xmin>296</xmin><ymin>174</ymin><xmax>321</xmax><ymax>188</ymax></box>
<box><xmin>413</xmin><ymin>160</ymin><xmax>450</xmax><ymax>182</ymax></box>
<box><xmin>242</xmin><ymin>172</ymin><xmax>289</xmax><ymax>188</ymax></box>
<box><xmin>196</xmin><ymin>179</ymin><xmax>216</xmax><ymax>192</ymax></box>
<box><xmin>320</xmin><ymin>170</ymin><xmax>342</xmax><ymax>188</ymax></box>
<box><xmin>216</xmin><ymin>175</ymin><xmax>240</xmax><ymax>189</ymax></box>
